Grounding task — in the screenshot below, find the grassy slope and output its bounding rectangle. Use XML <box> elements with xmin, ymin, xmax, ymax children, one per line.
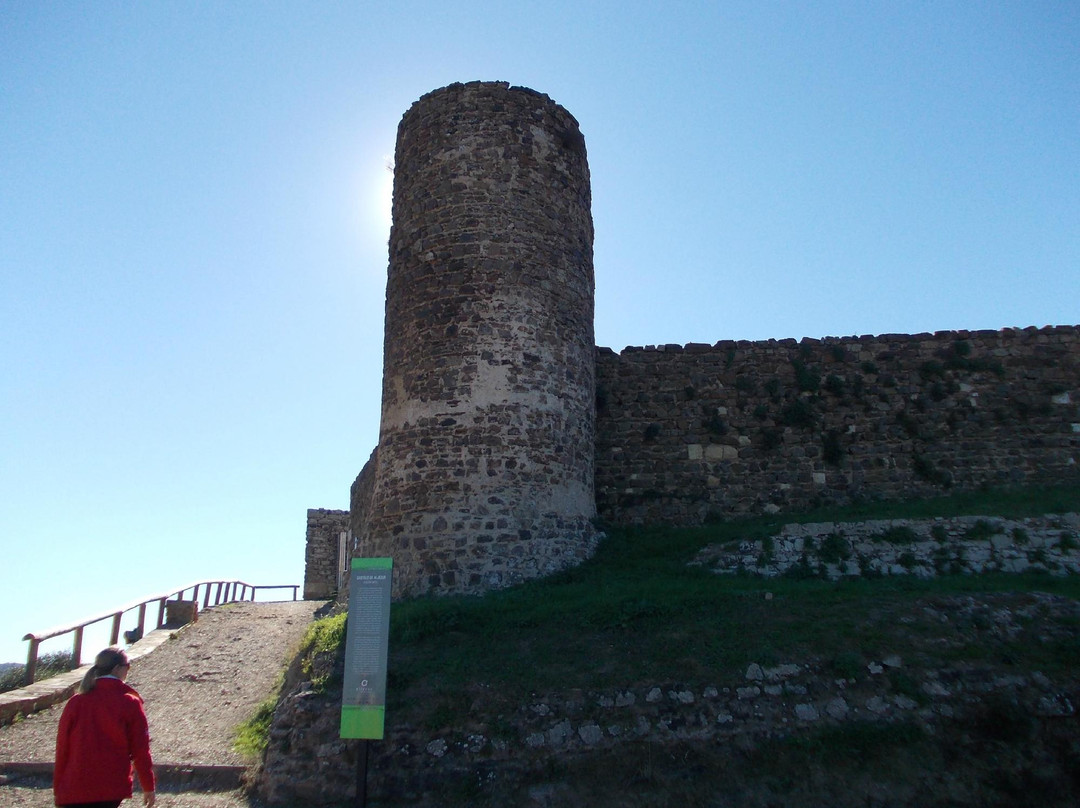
<box><xmin>270</xmin><ymin>484</ymin><xmax>1080</xmax><ymax>805</ymax></box>
<box><xmin>363</xmin><ymin>484</ymin><xmax>1080</xmax><ymax>806</ymax></box>
<box><xmin>387</xmin><ymin>484</ymin><xmax>1080</xmax><ymax>711</ymax></box>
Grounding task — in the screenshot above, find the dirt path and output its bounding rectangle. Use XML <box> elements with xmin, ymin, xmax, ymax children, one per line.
<box><xmin>0</xmin><ymin>599</ymin><xmax>329</xmax><ymax>807</ymax></box>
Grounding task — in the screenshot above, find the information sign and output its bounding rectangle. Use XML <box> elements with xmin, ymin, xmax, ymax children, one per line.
<box><xmin>340</xmin><ymin>557</ymin><xmax>393</xmax><ymax>739</ymax></box>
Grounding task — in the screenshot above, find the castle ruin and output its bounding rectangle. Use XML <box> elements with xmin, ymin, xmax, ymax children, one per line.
<box><xmin>304</xmin><ymin>81</ymin><xmax>1080</xmax><ymax>602</ymax></box>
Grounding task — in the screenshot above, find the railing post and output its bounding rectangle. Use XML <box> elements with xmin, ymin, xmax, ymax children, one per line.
<box><xmin>192</xmin><ymin>583</ymin><xmax>200</xmax><ymax>605</ymax></box>
<box><xmin>203</xmin><ymin>583</ymin><xmax>212</xmax><ymax>610</ymax></box>
<box><xmin>24</xmin><ymin>637</ymin><xmax>40</xmax><ymax>686</ymax></box>
<box><xmin>73</xmin><ymin>625</ymin><xmax>84</xmax><ymax>667</ymax></box>
<box><xmin>109</xmin><ymin>612</ymin><xmax>122</xmax><ymax>646</ymax></box>
<box><xmin>215</xmin><ymin>581</ymin><xmax>223</xmax><ymax>605</ymax></box>
<box><xmin>136</xmin><ymin>603</ymin><xmax>147</xmax><ymax>639</ymax></box>
<box><xmin>156</xmin><ymin>597</ymin><xmax>167</xmax><ymax>628</ymax></box>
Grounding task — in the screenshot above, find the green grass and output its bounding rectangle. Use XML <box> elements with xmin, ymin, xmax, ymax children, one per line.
<box><xmin>233</xmin><ymin>693</ymin><xmax>278</xmax><ymax>758</ymax></box>
<box><xmin>383</xmin><ymin>483</ymin><xmax>1080</xmax><ymax>724</ymax></box>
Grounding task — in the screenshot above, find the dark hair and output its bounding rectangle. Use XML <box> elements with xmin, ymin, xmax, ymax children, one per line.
<box><xmin>78</xmin><ymin>647</ymin><xmax>130</xmax><ymax>694</ymax></box>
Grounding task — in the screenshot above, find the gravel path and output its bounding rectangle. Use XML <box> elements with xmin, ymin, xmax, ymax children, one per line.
<box><xmin>0</xmin><ymin>599</ymin><xmax>329</xmax><ymax>807</ymax></box>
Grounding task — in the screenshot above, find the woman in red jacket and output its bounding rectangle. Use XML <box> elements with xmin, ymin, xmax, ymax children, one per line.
<box><xmin>54</xmin><ymin>647</ymin><xmax>156</xmax><ymax>808</ymax></box>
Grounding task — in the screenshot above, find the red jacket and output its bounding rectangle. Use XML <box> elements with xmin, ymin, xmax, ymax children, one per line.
<box><xmin>53</xmin><ymin>677</ymin><xmax>156</xmax><ymax>805</ymax></box>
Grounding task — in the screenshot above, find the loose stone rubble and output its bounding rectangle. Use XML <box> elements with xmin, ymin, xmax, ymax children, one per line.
<box><xmin>692</xmin><ymin>513</ymin><xmax>1080</xmax><ymax>579</ymax></box>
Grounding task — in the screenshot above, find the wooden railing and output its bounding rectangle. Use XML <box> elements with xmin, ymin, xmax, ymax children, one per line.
<box><xmin>21</xmin><ymin>580</ymin><xmax>298</xmax><ymax>686</ymax></box>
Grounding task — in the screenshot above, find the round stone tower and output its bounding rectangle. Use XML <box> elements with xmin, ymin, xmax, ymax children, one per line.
<box><xmin>360</xmin><ymin>81</ymin><xmax>599</xmax><ymax>596</ymax></box>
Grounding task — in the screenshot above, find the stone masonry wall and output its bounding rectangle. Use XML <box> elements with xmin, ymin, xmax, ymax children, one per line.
<box><xmin>595</xmin><ymin>326</ymin><xmax>1080</xmax><ymax>526</ymax></box>
<box><xmin>357</xmin><ymin>81</ymin><xmax>599</xmax><ymax>597</ymax></box>
<box><xmin>302</xmin><ymin>509</ymin><xmax>349</xmax><ymax>600</ymax></box>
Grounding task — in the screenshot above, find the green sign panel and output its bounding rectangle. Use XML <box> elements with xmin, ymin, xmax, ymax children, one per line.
<box><xmin>340</xmin><ymin>557</ymin><xmax>393</xmax><ymax>739</ymax></box>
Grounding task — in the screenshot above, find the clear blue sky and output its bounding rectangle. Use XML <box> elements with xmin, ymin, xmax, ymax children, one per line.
<box><xmin>2</xmin><ymin>2</ymin><xmax>1077</xmax><ymax>663</ymax></box>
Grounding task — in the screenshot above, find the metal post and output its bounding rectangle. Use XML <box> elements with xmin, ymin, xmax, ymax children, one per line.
<box><xmin>109</xmin><ymin>612</ymin><xmax>122</xmax><ymax>645</ymax></box>
<box><xmin>355</xmin><ymin>739</ymin><xmax>369</xmax><ymax>808</ymax></box>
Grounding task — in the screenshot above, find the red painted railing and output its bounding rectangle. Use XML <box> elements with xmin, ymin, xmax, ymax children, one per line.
<box><xmin>21</xmin><ymin>581</ymin><xmax>298</xmax><ymax>685</ymax></box>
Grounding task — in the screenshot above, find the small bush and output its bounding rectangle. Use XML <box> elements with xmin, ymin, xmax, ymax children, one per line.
<box><xmin>759</xmin><ymin>535</ymin><xmax>776</xmax><ymax>564</ymax></box>
<box><xmin>734</xmin><ymin>376</ymin><xmax>756</xmax><ymax>393</ymax></box>
<box><xmin>913</xmin><ymin>454</ymin><xmax>952</xmax><ymax>487</ymax></box>
<box><xmin>872</xmin><ymin>525</ymin><xmax>920</xmax><ymax>545</ymax></box>
<box><xmin>897</xmin><ymin>412</ymin><xmax>920</xmax><ymax>439</ymax></box>
<box><xmin>817</xmin><ymin>532</ymin><xmax>851</xmax><ymax>564</ymax></box>
<box><xmin>830</xmin><ymin>651</ymin><xmax>863</xmax><ymax>680</ymax></box>
<box><xmin>233</xmin><ymin>695</ymin><xmax>277</xmax><ymax>758</ymax></box>
<box><xmin>824</xmin><ymin>374</ymin><xmax>846</xmax><ymax>397</ymax></box>
<box><xmin>964</xmin><ymin>520</ymin><xmax>1001</xmax><ymax>542</ymax></box>
<box><xmin>0</xmin><ymin>651</ymin><xmax>77</xmax><ymax>694</ymax></box>
<box><xmin>783</xmin><ymin>554</ymin><xmax>819</xmax><ymax>580</ymax></box>
<box><xmin>1011</xmin><ymin>527</ymin><xmax>1030</xmax><ymax>546</ymax></box>
<box><xmin>0</xmin><ymin>666</ymin><xmax>24</xmax><ymax>694</ymax></box>
<box><xmin>792</xmin><ymin>360</ymin><xmax>821</xmax><ymax>393</ymax></box>
<box><xmin>762</xmin><ymin>429</ymin><xmax>783</xmax><ymax>451</ymax></box>
<box><xmin>1057</xmin><ymin>531</ymin><xmax>1079</xmax><ymax>551</ymax></box>
<box><xmin>930</xmin><ymin>524</ymin><xmax>949</xmax><ymax>542</ymax></box>
<box><xmin>780</xmin><ymin>398</ymin><xmax>816</xmax><ymax>429</ymax></box>
<box><xmin>822</xmin><ymin>430</ymin><xmax>844</xmax><ymax>466</ymax></box>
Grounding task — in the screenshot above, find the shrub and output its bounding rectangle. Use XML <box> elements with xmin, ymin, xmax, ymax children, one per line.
<box><xmin>964</xmin><ymin>519</ymin><xmax>1000</xmax><ymax>542</ymax></box>
<box><xmin>780</xmin><ymin>398</ymin><xmax>816</xmax><ymax>429</ymax></box>
<box><xmin>792</xmin><ymin>360</ymin><xmax>821</xmax><ymax>393</ymax></box>
<box><xmin>734</xmin><ymin>376</ymin><xmax>756</xmax><ymax>393</ymax></box>
<box><xmin>0</xmin><ymin>651</ymin><xmax>76</xmax><ymax>695</ymax></box>
<box><xmin>822</xmin><ymin>430</ymin><xmax>844</xmax><ymax>466</ymax></box>
<box><xmin>872</xmin><ymin>526</ymin><xmax>919</xmax><ymax>545</ymax></box>
<box><xmin>706</xmin><ymin>415</ymin><xmax>727</xmax><ymax>435</ymax></box>
<box><xmin>762</xmin><ymin>429</ymin><xmax>783</xmax><ymax>451</ymax></box>
<box><xmin>1011</xmin><ymin>527</ymin><xmax>1030</xmax><ymax>545</ymax></box>
<box><xmin>913</xmin><ymin>454</ymin><xmax>952</xmax><ymax>487</ymax></box>
<box><xmin>817</xmin><ymin>532</ymin><xmax>851</xmax><ymax>564</ymax></box>
<box><xmin>1057</xmin><ymin>532</ymin><xmax>1079</xmax><ymax>551</ymax></box>
<box><xmin>830</xmin><ymin>651</ymin><xmax>863</xmax><ymax>680</ymax></box>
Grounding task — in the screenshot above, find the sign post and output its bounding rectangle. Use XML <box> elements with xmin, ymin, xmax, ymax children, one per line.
<box><xmin>340</xmin><ymin>557</ymin><xmax>393</xmax><ymax>808</ymax></box>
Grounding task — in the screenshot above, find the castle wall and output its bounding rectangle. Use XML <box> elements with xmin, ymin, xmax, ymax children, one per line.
<box><xmin>304</xmin><ymin>83</ymin><xmax>1080</xmax><ymax>602</ymax></box>
<box><xmin>595</xmin><ymin>326</ymin><xmax>1080</xmax><ymax>526</ymax></box>
<box><xmin>358</xmin><ymin>81</ymin><xmax>599</xmax><ymax>596</ymax></box>
<box><xmin>303</xmin><ymin>509</ymin><xmax>350</xmax><ymax>599</ymax></box>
